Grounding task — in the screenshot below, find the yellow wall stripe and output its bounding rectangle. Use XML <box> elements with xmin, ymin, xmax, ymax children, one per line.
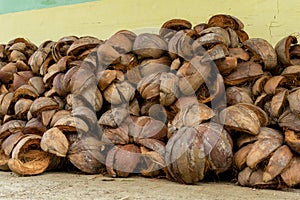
<box><xmin>0</xmin><ymin>0</ymin><xmax>299</xmax><ymax>46</ymax></box>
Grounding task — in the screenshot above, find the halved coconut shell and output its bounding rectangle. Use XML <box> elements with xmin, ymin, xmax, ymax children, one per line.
<box><xmin>224</xmin><ymin>61</ymin><xmax>263</xmax><ymax>86</ymax></box>
<box><xmin>281</xmin><ymin>156</ymin><xmax>300</xmax><ymax>187</ymax></box>
<box><xmin>41</xmin><ymin>127</ymin><xmax>69</xmax><ymax>157</ymax></box>
<box><xmin>67</xmin><ymin>36</ymin><xmax>102</xmax><ymax>57</ymax></box>
<box><xmin>234</xmin><ymin>143</ymin><xmax>254</xmax><ymax>170</ymax></box>
<box><xmin>226</xmin><ymin>86</ymin><xmax>253</xmax><ymax>105</ymax></box>
<box><xmin>23</xmin><ymin>118</ymin><xmax>46</xmax><ymax>135</ymax></box>
<box><xmin>106</xmin><ymin>144</ymin><xmax>141</xmax><ymax>177</ymax></box>
<box><xmin>263</xmin><ymin>145</ymin><xmax>292</xmax><ymax>182</ymax></box>
<box><xmin>208</xmin><ymin>14</ymin><xmax>244</xmax><ymax>30</ymax></box>
<box><xmin>285</xmin><ymin>129</ymin><xmax>300</xmax><ymax>154</ymax></box>
<box><xmin>219</xmin><ymin>103</ymin><xmax>268</xmax><ymax>135</ymax></box>
<box><xmin>279</xmin><ymin>109</ymin><xmax>300</xmax><ymax>132</ymax></box>
<box><xmin>287</xmin><ymin>88</ymin><xmax>300</xmax><ymax>116</ymax></box>
<box><xmin>0</xmin><ymin>120</ymin><xmax>26</xmax><ymax>140</ymax></box>
<box><xmin>263</xmin><ymin>76</ymin><xmax>286</xmax><ymax>95</ymax></box>
<box><xmin>243</xmin><ymin>38</ymin><xmax>277</xmax><ymax>70</ymax></box>
<box><xmin>159</xmin><ymin>19</ymin><xmax>192</xmax><ymax>37</ymax></box>
<box><xmin>1</xmin><ymin>131</ymin><xmax>25</xmax><ymax>156</ymax></box>
<box><xmin>129</xmin><ymin>116</ymin><xmax>167</xmax><ymax>142</ymax></box>
<box><xmin>68</xmin><ymin>136</ymin><xmax>107</xmax><ymax>174</ymax></box>
<box><xmin>275</xmin><ymin>35</ymin><xmax>297</xmax><ymax>66</ymax></box>
<box><xmin>246</xmin><ymin>131</ymin><xmax>283</xmax><ymax>169</ymax></box>
<box><xmin>270</xmin><ymin>88</ymin><xmax>287</xmax><ymax>118</ymax></box>
<box><xmin>106</xmin><ymin>30</ymin><xmax>136</xmax><ymax>54</ymax></box>
<box><xmin>8</xmin><ymin>134</ymin><xmax>51</xmax><ymax>175</ymax></box>
<box><xmin>29</xmin><ymin>97</ymin><xmax>59</xmax><ymax>117</ymax></box>
<box><xmin>54</xmin><ymin>115</ymin><xmax>89</xmax><ymax>133</ymax></box>
<box><xmin>13</xmin><ymin>85</ymin><xmax>39</xmax><ymax>101</ymax></box>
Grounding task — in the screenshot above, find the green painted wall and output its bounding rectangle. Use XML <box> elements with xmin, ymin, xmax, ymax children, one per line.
<box><xmin>0</xmin><ymin>0</ymin><xmax>96</xmax><ymax>14</ymax></box>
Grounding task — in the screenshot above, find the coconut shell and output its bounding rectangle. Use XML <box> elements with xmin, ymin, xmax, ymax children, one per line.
<box><xmin>243</xmin><ymin>38</ymin><xmax>277</xmax><ymax>70</ymax></box>
<box><xmin>103</xmin><ymin>81</ymin><xmax>135</xmax><ymax>105</ymax></box>
<box><xmin>219</xmin><ymin>103</ymin><xmax>268</xmax><ymax>135</ymax></box>
<box><xmin>138</xmin><ymin>139</ymin><xmax>167</xmax><ymax>177</ymax></box>
<box><xmin>263</xmin><ymin>145</ymin><xmax>293</xmax><ymax>182</ymax></box>
<box><xmin>270</xmin><ymin>88</ymin><xmax>288</xmax><ymax>118</ymax></box>
<box><xmin>252</xmin><ymin>75</ymin><xmax>271</xmax><ymax>96</ymax></box>
<box><xmin>238</xmin><ymin>167</ymin><xmax>252</xmax><ymax>186</ymax></box>
<box><xmin>129</xmin><ymin>116</ymin><xmax>167</xmax><ymax>142</ymax></box>
<box><xmin>41</xmin><ymin>127</ymin><xmax>69</xmax><ymax>157</ymax></box>
<box><xmin>139</xmin><ymin>56</ymin><xmax>170</xmax><ymax>78</ymax></box>
<box><xmin>49</xmin><ymin>110</ymin><xmax>71</xmax><ymax>127</ymax></box>
<box><xmin>1</xmin><ymin>131</ymin><xmax>25</xmax><ymax>156</ymax></box>
<box><xmin>159</xmin><ymin>72</ymin><xmax>179</xmax><ymax>106</ymax></box>
<box><xmin>193</xmin><ymin>32</ymin><xmax>228</xmax><ymax>53</ymax></box>
<box><xmin>165</xmin><ymin>126</ymin><xmax>207</xmax><ymax>184</ymax></box>
<box><xmin>215</xmin><ymin>56</ymin><xmax>237</xmax><ymax>76</ymax></box>
<box><xmin>228</xmin><ymin>47</ymin><xmax>250</xmax><ymax>61</ymax></box>
<box><xmin>281</xmin><ymin>65</ymin><xmax>300</xmax><ymax>77</ymax></box>
<box><xmin>238</xmin><ymin>167</ymin><xmax>277</xmax><ymax>188</ymax></box>
<box><xmin>177</xmin><ymin>56</ymin><xmax>211</xmax><ymax>95</ymax></box>
<box><xmin>133</xmin><ymin>33</ymin><xmax>167</xmax><ymax>59</ymax></box>
<box><xmin>226</xmin><ymin>86</ymin><xmax>253</xmax><ymax>105</ymax></box>
<box><xmin>23</xmin><ymin>118</ymin><xmax>46</xmax><ymax>135</ymax></box>
<box><xmin>67</xmin><ymin>36</ymin><xmax>102</xmax><ymax>57</ymax></box>
<box><xmin>0</xmin><ymin>120</ymin><xmax>26</xmax><ymax>140</ymax></box>
<box><xmin>106</xmin><ymin>144</ymin><xmax>141</xmax><ymax>177</ymax></box>
<box><xmin>236</xmin><ymin>134</ymin><xmax>258</xmax><ymax>148</ymax></box>
<box><xmin>287</xmin><ymin>88</ymin><xmax>300</xmax><ymax>116</ymax></box>
<box><xmin>285</xmin><ymin>129</ymin><xmax>300</xmax><ymax>154</ymax></box>
<box><xmin>29</xmin><ymin>97</ymin><xmax>59</xmax><ymax>117</ymax></box>
<box><xmin>263</xmin><ymin>76</ymin><xmax>286</xmax><ymax>95</ymax></box>
<box><xmin>102</xmin><ymin>125</ymin><xmax>130</xmax><ymax>145</ymax></box>
<box><xmin>54</xmin><ymin>115</ymin><xmax>89</xmax><ymax>133</ymax></box>
<box><xmin>168</xmin><ymin>30</ymin><xmax>196</xmax><ymax>60</ymax></box>
<box><xmin>159</xmin><ymin>19</ymin><xmax>192</xmax><ymax>37</ymax></box>
<box><xmin>8</xmin><ymin>134</ymin><xmax>51</xmax><ymax>175</ymax></box>
<box><xmin>279</xmin><ymin>109</ymin><xmax>300</xmax><ymax>132</ymax></box>
<box><xmin>226</xmin><ymin>28</ymin><xmax>239</xmax><ymax>48</ymax></box>
<box><xmin>106</xmin><ymin>30</ymin><xmax>136</xmax><ymax>54</ymax></box>
<box><xmin>206</xmin><ymin>43</ymin><xmax>229</xmax><ymax>61</ymax></box>
<box><xmin>224</xmin><ymin>61</ymin><xmax>263</xmax><ymax>86</ymax></box>
<box><xmin>1</xmin><ymin>92</ymin><xmax>14</xmax><ymax>116</ymax></box>
<box><xmin>52</xmin><ymin>36</ymin><xmax>78</xmax><ymax>62</ymax></box>
<box><xmin>29</xmin><ymin>41</ymin><xmax>55</xmax><ymax>74</ymax></box>
<box><xmin>234</xmin><ymin>143</ymin><xmax>254</xmax><ymax>170</ymax></box>
<box><xmin>97</xmin><ymin>69</ymin><xmax>124</xmax><ymax>91</ymax></box>
<box><xmin>275</xmin><ymin>35</ymin><xmax>297</xmax><ymax>66</ymax></box>
<box><xmin>68</xmin><ymin>139</ymin><xmax>106</xmax><ymax>174</ymax></box>
<box><xmin>246</xmin><ymin>131</ymin><xmax>283</xmax><ymax>169</ymax></box>
<box><xmin>171</xmin><ymin>102</ymin><xmax>215</xmax><ymax>129</ymax></box>
<box><xmin>281</xmin><ymin>156</ymin><xmax>300</xmax><ymax>187</ymax></box>
<box><xmin>98</xmin><ymin>108</ymin><xmax>129</xmax><ymax>128</ymax></box>
<box><xmin>165</xmin><ymin>123</ymin><xmax>233</xmax><ymax>184</ymax></box>
<box><xmin>208</xmin><ymin>14</ymin><xmax>244</xmax><ymax>30</ymax></box>
<box><xmin>13</xmin><ymin>71</ymin><xmax>34</xmax><ymax>90</ymax></box>
<box><xmin>0</xmin><ymin>145</ymin><xmax>9</xmax><ymax>171</ymax></box>
<box><xmin>14</xmin><ymin>98</ymin><xmax>33</xmax><ymax>119</ymax></box>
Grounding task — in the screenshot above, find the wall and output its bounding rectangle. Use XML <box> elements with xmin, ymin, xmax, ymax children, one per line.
<box><xmin>0</xmin><ymin>0</ymin><xmax>299</xmax><ymax>46</ymax></box>
<box><xmin>0</xmin><ymin>0</ymin><xmax>96</xmax><ymax>14</ymax></box>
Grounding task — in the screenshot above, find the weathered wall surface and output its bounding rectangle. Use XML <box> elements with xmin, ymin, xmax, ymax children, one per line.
<box><xmin>0</xmin><ymin>0</ymin><xmax>299</xmax><ymax>45</ymax></box>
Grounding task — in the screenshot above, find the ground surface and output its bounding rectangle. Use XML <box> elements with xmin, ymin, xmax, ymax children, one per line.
<box><xmin>0</xmin><ymin>171</ymin><xmax>299</xmax><ymax>200</ymax></box>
